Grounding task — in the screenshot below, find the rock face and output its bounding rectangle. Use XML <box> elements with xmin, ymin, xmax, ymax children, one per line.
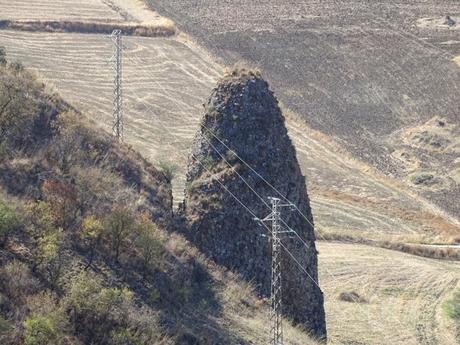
<box><xmin>183</xmin><ymin>69</ymin><xmax>326</xmax><ymax>339</ymax></box>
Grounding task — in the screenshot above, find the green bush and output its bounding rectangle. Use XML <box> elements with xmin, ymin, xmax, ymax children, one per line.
<box><xmin>158</xmin><ymin>161</ymin><xmax>177</xmax><ymax>183</ymax></box>
<box><xmin>135</xmin><ymin>214</ymin><xmax>166</xmax><ymax>272</ymax></box>
<box><xmin>0</xmin><ymin>199</ymin><xmax>19</xmax><ymax>246</ymax></box>
<box><xmin>25</xmin><ymin>201</ymin><xmax>65</xmax><ymax>287</ymax></box>
<box><xmin>65</xmin><ymin>271</ymin><xmax>151</xmax><ymax>345</ymax></box>
<box><xmin>80</xmin><ymin>215</ymin><xmax>105</xmax><ymax>268</ymax></box>
<box><xmin>23</xmin><ymin>315</ymin><xmax>58</xmax><ymax>345</ymax></box>
<box><xmin>443</xmin><ymin>289</ymin><xmax>460</xmax><ymax>321</ymax></box>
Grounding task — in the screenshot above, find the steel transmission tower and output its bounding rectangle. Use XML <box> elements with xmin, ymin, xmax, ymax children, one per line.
<box><xmin>111</xmin><ymin>29</ymin><xmax>123</xmax><ymax>140</ymax></box>
<box><xmin>255</xmin><ymin>197</ymin><xmax>295</xmax><ymax>345</ymax></box>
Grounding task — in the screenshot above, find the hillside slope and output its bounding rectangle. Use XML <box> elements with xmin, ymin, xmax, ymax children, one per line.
<box><xmin>0</xmin><ymin>57</ymin><xmax>319</xmax><ymax>345</ymax></box>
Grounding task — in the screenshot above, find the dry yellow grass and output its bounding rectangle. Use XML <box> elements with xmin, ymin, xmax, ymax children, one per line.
<box><xmin>318</xmin><ymin>242</ymin><xmax>460</xmax><ymax>345</ymax></box>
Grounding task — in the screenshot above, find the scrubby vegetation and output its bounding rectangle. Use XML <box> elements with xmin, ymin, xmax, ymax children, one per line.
<box><xmin>443</xmin><ymin>289</ymin><xmax>460</xmax><ymax>321</ymax></box>
<box><xmin>443</xmin><ymin>289</ymin><xmax>460</xmax><ymax>338</ymax></box>
<box><xmin>0</xmin><ymin>51</ymin><xmax>175</xmax><ymax>344</ymax></box>
<box><xmin>0</xmin><ymin>50</ymin><xmax>319</xmax><ymax>344</ymax></box>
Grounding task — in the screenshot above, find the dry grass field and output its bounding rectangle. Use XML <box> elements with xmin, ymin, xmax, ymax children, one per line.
<box><xmin>147</xmin><ymin>0</ymin><xmax>460</xmax><ymax>217</ymax></box>
<box><xmin>1</xmin><ymin>0</ymin><xmax>459</xmax><ymax>343</ymax></box>
<box><xmin>0</xmin><ymin>0</ymin><xmax>123</xmax><ymax>21</ymax></box>
<box><xmin>318</xmin><ymin>242</ymin><xmax>460</xmax><ymax>345</ymax></box>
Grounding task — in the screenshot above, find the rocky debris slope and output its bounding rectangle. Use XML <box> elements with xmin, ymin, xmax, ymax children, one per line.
<box><xmin>183</xmin><ymin>69</ymin><xmax>326</xmax><ymax>338</ymax></box>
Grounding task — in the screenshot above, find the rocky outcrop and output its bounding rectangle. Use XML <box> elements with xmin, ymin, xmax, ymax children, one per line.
<box><xmin>183</xmin><ymin>69</ymin><xmax>326</xmax><ymax>339</ymax></box>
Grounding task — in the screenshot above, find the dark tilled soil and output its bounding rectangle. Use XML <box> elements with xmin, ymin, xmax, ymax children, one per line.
<box><xmin>146</xmin><ymin>0</ymin><xmax>460</xmax><ymax>217</ymax></box>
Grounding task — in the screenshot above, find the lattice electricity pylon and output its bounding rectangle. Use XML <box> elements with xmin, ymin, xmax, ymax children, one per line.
<box><xmin>255</xmin><ymin>197</ymin><xmax>296</xmax><ymax>345</ymax></box>
<box><xmin>111</xmin><ymin>29</ymin><xmax>123</xmax><ymax>140</ymax></box>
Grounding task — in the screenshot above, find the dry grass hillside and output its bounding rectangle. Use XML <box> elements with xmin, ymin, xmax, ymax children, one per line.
<box><xmin>0</xmin><ymin>57</ymin><xmax>321</xmax><ymax>345</ymax></box>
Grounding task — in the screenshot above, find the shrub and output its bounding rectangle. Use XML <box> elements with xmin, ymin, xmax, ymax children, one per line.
<box><xmin>41</xmin><ymin>178</ymin><xmax>78</xmax><ymax>230</ymax></box>
<box><xmin>111</xmin><ymin>328</ymin><xmax>144</xmax><ymax>345</ymax></box>
<box><xmin>105</xmin><ymin>209</ymin><xmax>134</xmax><ymax>261</ymax></box>
<box><xmin>0</xmin><ymin>199</ymin><xmax>19</xmax><ymax>246</ymax></box>
<box><xmin>80</xmin><ymin>215</ymin><xmax>105</xmax><ymax>268</ymax></box>
<box><xmin>158</xmin><ymin>161</ymin><xmax>177</xmax><ymax>183</ymax></box>
<box><xmin>26</xmin><ymin>201</ymin><xmax>55</xmax><ymax>239</ymax></box>
<box><xmin>338</xmin><ymin>291</ymin><xmax>368</xmax><ymax>304</ymax></box>
<box><xmin>25</xmin><ymin>201</ymin><xmax>65</xmax><ymax>287</ymax></box>
<box><xmin>0</xmin><ymin>65</ymin><xmax>41</xmax><ymax>152</ymax></box>
<box><xmin>443</xmin><ymin>289</ymin><xmax>460</xmax><ymax>321</ymax></box>
<box><xmin>0</xmin><ymin>316</ymin><xmax>12</xmax><ymax>341</ymax></box>
<box><xmin>23</xmin><ymin>315</ymin><xmax>58</xmax><ymax>345</ymax></box>
<box><xmin>0</xmin><ymin>261</ymin><xmax>39</xmax><ymax>304</ymax></box>
<box><xmin>73</xmin><ymin>167</ymin><xmax>132</xmax><ymax>217</ymax></box>
<box><xmin>64</xmin><ymin>271</ymin><xmax>150</xmax><ymax>344</ymax></box>
<box><xmin>135</xmin><ymin>214</ymin><xmax>166</xmax><ymax>273</ymax></box>
<box><xmin>65</xmin><ymin>271</ymin><xmax>101</xmax><ymax>313</ymax></box>
<box><xmin>37</xmin><ymin>228</ymin><xmax>65</xmax><ymax>288</ymax></box>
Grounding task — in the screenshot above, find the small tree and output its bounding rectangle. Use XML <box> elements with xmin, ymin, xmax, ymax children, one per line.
<box><xmin>135</xmin><ymin>214</ymin><xmax>166</xmax><ymax>274</ymax></box>
<box><xmin>0</xmin><ymin>199</ymin><xmax>18</xmax><ymax>246</ymax></box>
<box><xmin>106</xmin><ymin>209</ymin><xmax>134</xmax><ymax>262</ymax></box>
<box><xmin>25</xmin><ymin>201</ymin><xmax>65</xmax><ymax>287</ymax></box>
<box><xmin>37</xmin><ymin>228</ymin><xmax>65</xmax><ymax>289</ymax></box>
<box><xmin>80</xmin><ymin>215</ymin><xmax>105</xmax><ymax>268</ymax></box>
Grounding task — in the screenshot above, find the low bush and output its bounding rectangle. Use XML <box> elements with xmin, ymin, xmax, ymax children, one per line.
<box><xmin>338</xmin><ymin>291</ymin><xmax>368</xmax><ymax>304</ymax></box>
<box><xmin>0</xmin><ymin>261</ymin><xmax>39</xmax><ymax>305</ymax></box>
<box><xmin>158</xmin><ymin>161</ymin><xmax>177</xmax><ymax>183</ymax></box>
<box><xmin>443</xmin><ymin>289</ymin><xmax>460</xmax><ymax>321</ymax></box>
<box><xmin>23</xmin><ymin>315</ymin><xmax>61</xmax><ymax>345</ymax></box>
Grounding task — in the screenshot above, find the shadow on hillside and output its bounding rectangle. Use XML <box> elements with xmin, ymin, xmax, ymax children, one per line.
<box><xmin>98</xmin><ymin>247</ymin><xmax>249</xmax><ymax>344</ymax></box>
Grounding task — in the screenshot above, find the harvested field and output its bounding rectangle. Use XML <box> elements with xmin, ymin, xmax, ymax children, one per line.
<box><xmin>147</xmin><ymin>0</ymin><xmax>460</xmax><ymax>218</ymax></box>
<box><xmin>1</xmin><ymin>27</ymin><xmax>458</xmax><ymax>246</ymax></box>
<box><xmin>318</xmin><ymin>242</ymin><xmax>460</xmax><ymax>344</ymax></box>
<box><xmin>0</xmin><ymin>0</ymin><xmax>123</xmax><ymax>21</ymax></box>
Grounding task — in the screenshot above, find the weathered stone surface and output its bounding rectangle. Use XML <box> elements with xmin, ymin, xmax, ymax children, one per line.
<box><xmin>183</xmin><ymin>69</ymin><xmax>326</xmax><ymax>339</ymax></box>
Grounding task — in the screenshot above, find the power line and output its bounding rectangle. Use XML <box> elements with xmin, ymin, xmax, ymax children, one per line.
<box><xmin>111</xmin><ymin>29</ymin><xmax>123</xmax><ymax>141</ymax></box>
<box><xmin>120</xmin><ymin>48</ymin><xmax>454</xmax><ymax>344</ymax></box>
<box><xmin>255</xmin><ymin>197</ymin><xmax>298</xmax><ymax>345</ymax></box>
